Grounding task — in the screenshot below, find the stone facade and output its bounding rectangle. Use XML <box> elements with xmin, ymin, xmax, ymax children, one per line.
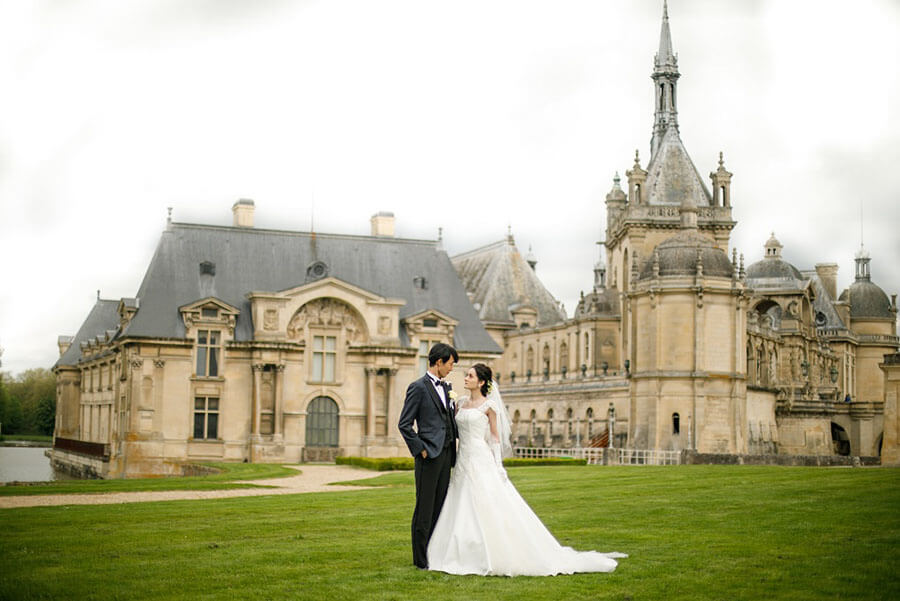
<box><xmin>51</xmin><ymin>208</ymin><xmax>501</xmax><ymax>478</ymax></box>
<box><xmin>52</xmin><ymin>4</ymin><xmax>898</xmax><ymax>475</ymax></box>
<box><xmin>456</xmin><ymin>4</ymin><xmax>898</xmax><ymax>463</ymax></box>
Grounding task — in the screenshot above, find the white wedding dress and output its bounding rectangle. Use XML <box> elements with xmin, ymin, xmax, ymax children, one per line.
<box><xmin>426</xmin><ymin>396</ymin><xmax>626</xmax><ymax>576</ymax></box>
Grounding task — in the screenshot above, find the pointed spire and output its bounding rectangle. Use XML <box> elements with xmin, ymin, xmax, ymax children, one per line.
<box><xmin>651</xmin><ymin>0</ymin><xmax>681</xmax><ymax>158</ymax></box>
<box><xmin>656</xmin><ymin>0</ymin><xmax>676</xmax><ymax>70</ymax></box>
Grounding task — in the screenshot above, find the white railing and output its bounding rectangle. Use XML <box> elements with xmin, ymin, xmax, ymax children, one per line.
<box><xmin>513</xmin><ymin>446</ymin><xmax>681</xmax><ymax>466</ymax></box>
<box><xmin>608</xmin><ymin>448</ymin><xmax>681</xmax><ymax>465</ymax></box>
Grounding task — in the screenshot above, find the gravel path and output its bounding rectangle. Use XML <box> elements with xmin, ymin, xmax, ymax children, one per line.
<box><xmin>0</xmin><ymin>465</ymin><xmax>389</xmax><ymax>509</ymax></box>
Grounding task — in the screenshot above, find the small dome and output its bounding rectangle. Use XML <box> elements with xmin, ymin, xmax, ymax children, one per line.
<box><xmin>605</xmin><ymin>173</ymin><xmax>626</xmax><ymax>202</ymax></box>
<box><xmin>638</xmin><ymin>230</ymin><xmax>733</xmax><ymax>280</ymax></box>
<box><xmin>746</xmin><ymin>258</ymin><xmax>804</xmax><ymax>281</ymax></box>
<box><xmin>839</xmin><ymin>281</ymin><xmax>893</xmax><ymax>319</ymax></box>
<box><xmin>575</xmin><ymin>288</ymin><xmax>620</xmax><ymax>318</ymax></box>
<box><xmin>745</xmin><ymin>233</ymin><xmax>805</xmax><ymax>289</ymax></box>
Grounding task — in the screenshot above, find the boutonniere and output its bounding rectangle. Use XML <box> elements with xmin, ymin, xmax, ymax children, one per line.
<box><xmin>448</xmin><ymin>391</ymin><xmax>458</xmax><ymax>401</ymax></box>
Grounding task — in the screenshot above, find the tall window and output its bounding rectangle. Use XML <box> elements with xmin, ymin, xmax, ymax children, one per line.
<box><xmin>418</xmin><ymin>340</ymin><xmax>440</xmax><ymax>375</ymax></box>
<box><xmin>306</xmin><ymin>396</ymin><xmax>339</xmax><ymax>447</ymax></box>
<box><xmin>196</xmin><ymin>330</ymin><xmax>221</xmax><ymax>377</ymax></box>
<box><xmin>194</xmin><ymin>397</ymin><xmax>219</xmax><ymax>439</ymax></box>
<box><xmin>672</xmin><ymin>412</ymin><xmax>680</xmax><ymax>435</ymax></box>
<box><xmin>312</xmin><ymin>335</ymin><xmax>336</xmax><ymax>381</ymax></box>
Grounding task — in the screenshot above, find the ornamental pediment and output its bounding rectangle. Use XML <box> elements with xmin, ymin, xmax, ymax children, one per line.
<box><xmin>178</xmin><ymin>297</ymin><xmax>240</xmax><ymax>333</ymax></box>
<box><xmin>402</xmin><ymin>309</ymin><xmax>459</xmax><ymax>341</ymax></box>
<box><xmin>247</xmin><ymin>277</ymin><xmax>404</xmax><ymax>343</ymax></box>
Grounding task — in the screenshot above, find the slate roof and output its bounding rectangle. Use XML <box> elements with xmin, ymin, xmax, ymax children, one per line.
<box><xmin>55</xmin><ymin>299</ymin><xmax>120</xmax><ymax>368</ymax></box>
<box><xmin>839</xmin><ymin>281</ymin><xmax>894</xmax><ymax>319</ymax></box>
<box><xmin>645</xmin><ymin>126</ymin><xmax>713</xmax><ymax>206</ymax></box>
<box><xmin>803</xmin><ymin>271</ymin><xmax>847</xmax><ymax>330</ymax></box>
<box><xmin>116</xmin><ymin>222</ymin><xmax>500</xmax><ymax>354</ymax></box>
<box><xmin>451</xmin><ymin>237</ymin><xmax>566</xmax><ymax>327</ymax></box>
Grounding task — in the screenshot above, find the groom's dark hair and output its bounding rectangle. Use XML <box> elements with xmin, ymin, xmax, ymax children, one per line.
<box><xmin>428</xmin><ymin>343</ymin><xmax>458</xmax><ymax>366</ymax></box>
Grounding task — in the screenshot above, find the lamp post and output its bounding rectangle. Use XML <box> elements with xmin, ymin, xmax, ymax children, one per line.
<box><xmin>608</xmin><ymin>403</ymin><xmax>616</xmax><ymax>450</ymax></box>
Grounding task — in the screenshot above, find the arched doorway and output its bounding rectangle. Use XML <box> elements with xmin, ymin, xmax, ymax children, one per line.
<box><xmin>831</xmin><ymin>422</ymin><xmax>850</xmax><ymax>456</ymax></box>
<box><xmin>304</xmin><ymin>396</ymin><xmax>340</xmax><ymax>462</ymax></box>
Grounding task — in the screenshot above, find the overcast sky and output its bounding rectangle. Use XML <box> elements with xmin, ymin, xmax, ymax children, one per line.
<box><xmin>1</xmin><ymin>0</ymin><xmax>898</xmax><ymax>375</ymax></box>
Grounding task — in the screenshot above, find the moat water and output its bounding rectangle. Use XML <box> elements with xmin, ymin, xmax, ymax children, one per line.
<box><xmin>0</xmin><ymin>446</ymin><xmax>73</xmax><ymax>482</ymax></box>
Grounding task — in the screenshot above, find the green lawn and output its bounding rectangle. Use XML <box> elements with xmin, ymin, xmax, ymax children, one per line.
<box><xmin>0</xmin><ymin>462</ymin><xmax>299</xmax><ymax>496</ymax></box>
<box><xmin>1</xmin><ymin>465</ymin><xmax>897</xmax><ymax>601</ymax></box>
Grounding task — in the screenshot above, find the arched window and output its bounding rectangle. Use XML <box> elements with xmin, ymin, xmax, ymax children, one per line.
<box><xmin>672</xmin><ymin>412</ymin><xmax>680</xmax><ymax>435</ymax></box>
<box><xmin>566</xmin><ymin>408</ymin><xmax>573</xmax><ymax>436</ymax></box>
<box><xmin>513</xmin><ymin>410</ymin><xmax>520</xmax><ymax>437</ymax></box>
<box><xmin>547</xmin><ymin>409</ymin><xmax>554</xmax><ymax>436</ymax></box>
<box><xmin>586</xmin><ymin>407</ymin><xmax>594</xmax><ymax>437</ymax></box>
<box><xmin>526</xmin><ymin>346</ymin><xmax>535</xmax><ymax>373</ymax></box>
<box><xmin>747</xmin><ymin>344</ymin><xmax>753</xmax><ymax>382</ymax></box>
<box><xmin>559</xmin><ymin>341</ymin><xmax>569</xmax><ymax>372</ymax></box>
<box><xmin>584</xmin><ymin>333</ymin><xmax>590</xmax><ymax>367</ymax></box>
<box><xmin>757</xmin><ymin>348</ymin><xmax>764</xmax><ymax>385</ymax></box>
<box><xmin>306</xmin><ymin>396</ymin><xmax>339</xmax><ymax>447</ymax></box>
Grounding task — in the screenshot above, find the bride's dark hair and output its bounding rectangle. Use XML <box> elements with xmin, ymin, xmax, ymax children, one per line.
<box><xmin>472</xmin><ymin>363</ymin><xmax>492</xmax><ymax>397</ymax></box>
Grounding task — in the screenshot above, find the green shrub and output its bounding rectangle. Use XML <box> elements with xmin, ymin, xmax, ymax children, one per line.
<box><xmin>336</xmin><ymin>456</ymin><xmax>415</xmax><ymax>471</ymax></box>
<box><xmin>502</xmin><ymin>457</ymin><xmax>587</xmax><ymax>467</ymax></box>
<box><xmin>336</xmin><ymin>456</ymin><xmax>587</xmax><ymax>470</ymax></box>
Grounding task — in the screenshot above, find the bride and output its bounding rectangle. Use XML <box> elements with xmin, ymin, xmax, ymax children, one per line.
<box><xmin>426</xmin><ymin>363</ymin><xmax>626</xmax><ymax>576</ymax></box>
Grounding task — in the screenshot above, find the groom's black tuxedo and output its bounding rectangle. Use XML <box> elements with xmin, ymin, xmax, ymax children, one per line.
<box><xmin>398</xmin><ymin>374</ymin><xmax>458</xmax><ymax>464</ymax></box>
<box><xmin>398</xmin><ymin>373</ymin><xmax>459</xmax><ymax>568</ymax></box>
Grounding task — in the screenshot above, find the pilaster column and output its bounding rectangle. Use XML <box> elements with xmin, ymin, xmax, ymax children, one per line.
<box><xmin>386</xmin><ymin>368</ymin><xmax>398</xmax><ymax>436</ymax></box>
<box><xmin>274</xmin><ymin>364</ymin><xmax>285</xmax><ymax>437</ymax></box>
<box><xmin>251</xmin><ymin>364</ymin><xmax>265</xmax><ymax>436</ymax></box>
<box><xmin>365</xmin><ymin>367</ymin><xmax>377</xmax><ymax>437</ymax></box>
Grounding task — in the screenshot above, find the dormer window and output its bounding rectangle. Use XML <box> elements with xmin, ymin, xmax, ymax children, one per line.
<box><xmin>201</xmin><ymin>307</ymin><xmax>218</xmax><ymax>319</ymax></box>
<box><xmin>423</xmin><ymin>318</ymin><xmax>438</xmax><ymax>328</ymax></box>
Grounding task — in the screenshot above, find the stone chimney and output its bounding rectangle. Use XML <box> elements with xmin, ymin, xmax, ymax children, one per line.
<box><xmin>58</xmin><ymin>335</ymin><xmax>74</xmax><ymax>357</ymax></box>
<box><xmin>232</xmin><ymin>199</ymin><xmax>255</xmax><ymax>227</ymax></box>
<box><xmin>370</xmin><ymin>211</ymin><xmax>395</xmax><ymax>237</ymax></box>
<box><xmin>815</xmin><ymin>263</ymin><xmax>839</xmax><ymax>299</ymax></box>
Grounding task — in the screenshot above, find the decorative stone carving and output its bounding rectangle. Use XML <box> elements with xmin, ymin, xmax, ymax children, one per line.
<box><xmin>153</xmin><ymin>360</ymin><xmax>165</xmax><ymax>368</ymax></box>
<box><xmin>287</xmin><ymin>298</ymin><xmax>367</xmax><ymax>343</ymax></box>
<box><xmin>264</xmin><ymin>309</ymin><xmax>279</xmax><ymax>331</ymax></box>
<box><xmin>378</xmin><ymin>315</ymin><xmax>391</xmax><ymax>335</ymax></box>
<box><xmin>130</xmin><ymin>358</ymin><xmax>144</xmax><ymax>369</ymax></box>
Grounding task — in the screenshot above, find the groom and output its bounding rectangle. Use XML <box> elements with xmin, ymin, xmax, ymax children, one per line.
<box><xmin>397</xmin><ymin>342</ymin><xmax>459</xmax><ymax>569</ymax></box>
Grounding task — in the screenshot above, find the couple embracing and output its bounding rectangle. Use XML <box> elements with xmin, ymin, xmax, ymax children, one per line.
<box><xmin>397</xmin><ymin>343</ymin><xmax>626</xmax><ymax>577</ymax></box>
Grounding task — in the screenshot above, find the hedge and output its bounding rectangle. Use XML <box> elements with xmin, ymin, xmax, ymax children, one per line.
<box><xmin>336</xmin><ymin>456</ymin><xmax>587</xmax><ymax>470</ymax></box>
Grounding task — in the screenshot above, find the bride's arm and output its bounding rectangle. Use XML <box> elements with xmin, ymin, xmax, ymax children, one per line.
<box><xmin>486</xmin><ymin>407</ymin><xmax>499</xmax><ymax>442</ymax></box>
<box><xmin>486</xmin><ymin>407</ymin><xmax>508</xmax><ymax>480</ymax></box>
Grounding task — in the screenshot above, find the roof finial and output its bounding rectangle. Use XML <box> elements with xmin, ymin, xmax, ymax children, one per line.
<box><xmin>718</xmin><ymin>151</ymin><xmax>724</xmax><ymax>167</ymax></box>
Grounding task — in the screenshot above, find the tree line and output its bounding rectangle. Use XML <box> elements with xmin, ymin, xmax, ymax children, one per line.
<box><xmin>0</xmin><ymin>368</ymin><xmax>56</xmax><ymax>436</ymax></box>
